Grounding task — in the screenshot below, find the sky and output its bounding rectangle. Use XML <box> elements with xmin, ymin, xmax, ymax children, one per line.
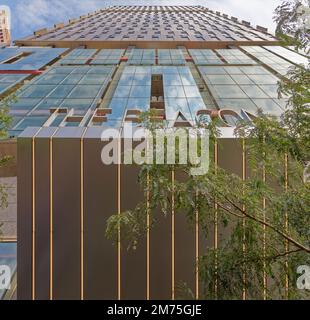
<box><xmin>1</xmin><ymin>0</ymin><xmax>283</xmax><ymax>42</ymax></box>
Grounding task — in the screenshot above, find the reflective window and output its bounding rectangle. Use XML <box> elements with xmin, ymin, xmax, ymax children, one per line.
<box><xmin>68</xmin><ymin>85</ymin><xmax>102</xmax><ymax>99</ymax></box>
<box><xmin>91</xmin><ymin>49</ymin><xmax>125</xmax><ymax>65</ymax></box>
<box><xmin>9</xmin><ymin>99</ymin><xmax>41</xmax><ymax>112</ymax></box>
<box><xmin>127</xmin><ymin>49</ymin><xmax>156</xmax><ymax>65</ymax></box>
<box><xmin>13</xmin><ymin>116</ymin><xmax>49</xmax><ymax>131</ymax></box>
<box><xmin>211</xmin><ymin>85</ymin><xmax>248</xmax><ymax>99</ymax></box>
<box><xmin>58</xmin><ymin>49</ymin><xmax>97</xmax><ymax>65</ymax></box>
<box><xmin>19</xmin><ymin>85</ymin><xmax>56</xmax><ymax>98</ymax></box>
<box><xmin>130</xmin><ymin>86</ymin><xmax>151</xmax><ymax>98</ymax></box>
<box><xmin>48</xmin><ymin>85</ymin><xmax>75</xmax><ymax>99</ymax></box>
<box><xmin>79</xmin><ymin>74</ymin><xmax>109</xmax><ymax>85</ymax></box>
<box><xmin>158</xmin><ymin>49</ymin><xmax>186</xmax><ymax>65</ymax></box>
<box><xmin>10</xmin><ymin>65</ymin><xmax>115</xmax><ymax>135</ymax></box>
<box><xmin>0</xmin><ymin>47</ymin><xmax>67</xmax><ymax>71</ymax></box>
<box><xmin>200</xmin><ymin>65</ymin><xmax>288</xmax><ymax>117</ymax></box>
<box><xmin>114</xmin><ymin>86</ymin><xmax>132</xmax><ymax>98</ymax></box>
<box><xmin>216</xmin><ymin>49</ymin><xmax>256</xmax><ymax>64</ymax></box>
<box><xmin>204</xmin><ymin>75</ymin><xmax>235</xmax><ymax>85</ymax></box>
<box><xmin>165</xmin><ymin>86</ymin><xmax>186</xmax><ymax>98</ymax></box>
<box><xmin>240</xmin><ymin>85</ymin><xmax>269</xmax><ymax>98</ymax></box>
<box><xmin>32</xmin><ymin>98</ymin><xmax>64</xmax><ymax>113</ymax></box>
<box><xmin>189</xmin><ymin>49</ymin><xmax>223</xmax><ymax>65</ymax></box>
<box><xmin>0</xmin><ymin>74</ymin><xmax>28</xmax><ymax>94</ymax></box>
<box><xmin>109</xmin><ymin>66</ymin><xmax>206</xmax><ymax>126</ymax></box>
<box><xmin>241</xmin><ymin>46</ymin><xmax>296</xmax><ymax>76</ymax></box>
<box><xmin>34</xmin><ymin>74</ymin><xmax>67</xmax><ymax>85</ymax></box>
<box><xmin>263</xmin><ymin>46</ymin><xmax>308</xmax><ymax>67</ymax></box>
<box><xmin>127</xmin><ymin>98</ymin><xmax>150</xmax><ymax>110</ymax></box>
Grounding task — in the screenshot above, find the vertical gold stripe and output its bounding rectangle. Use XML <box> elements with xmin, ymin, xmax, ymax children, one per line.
<box><xmin>171</xmin><ymin>170</ymin><xmax>175</xmax><ymax>300</ymax></box>
<box><xmin>49</xmin><ymin>135</ymin><xmax>53</xmax><ymax>300</ymax></box>
<box><xmin>263</xmin><ymin>162</ymin><xmax>267</xmax><ymax>300</ymax></box>
<box><xmin>117</xmin><ymin>136</ymin><xmax>121</xmax><ymax>300</ymax></box>
<box><xmin>31</xmin><ymin>136</ymin><xmax>35</xmax><ymax>301</ymax></box>
<box><xmin>284</xmin><ymin>153</ymin><xmax>289</xmax><ymax>299</ymax></box>
<box><xmin>195</xmin><ymin>192</ymin><xmax>199</xmax><ymax>300</ymax></box>
<box><xmin>146</xmin><ymin>172</ymin><xmax>150</xmax><ymax>300</ymax></box>
<box><xmin>242</xmin><ymin>139</ymin><xmax>246</xmax><ymax>301</ymax></box>
<box><xmin>214</xmin><ymin>141</ymin><xmax>218</xmax><ymax>299</ymax></box>
<box><xmin>49</xmin><ymin>130</ymin><xmax>57</xmax><ymax>300</ymax></box>
<box><xmin>31</xmin><ymin>128</ymin><xmax>43</xmax><ymax>300</ymax></box>
<box><xmin>80</xmin><ymin>129</ymin><xmax>86</xmax><ymax>300</ymax></box>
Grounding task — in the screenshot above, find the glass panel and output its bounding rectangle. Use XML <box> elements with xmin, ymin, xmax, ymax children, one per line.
<box><xmin>60</xmin><ymin>99</ymin><xmax>94</xmax><ymax>111</ymax></box>
<box><xmin>34</xmin><ymin>74</ymin><xmax>67</xmax><ymax>85</ymax></box>
<box><xmin>259</xmin><ymin>85</ymin><xmax>281</xmax><ymax>98</ymax></box>
<box><xmin>35</xmin><ymin>98</ymin><xmax>64</xmax><ymax>111</ymax></box>
<box><xmin>247</xmin><ymin>74</ymin><xmax>279</xmax><ymax>85</ymax></box>
<box><xmin>79</xmin><ymin>74</ymin><xmax>108</xmax><ymax>85</ymax></box>
<box><xmin>9</xmin><ymin>99</ymin><xmax>42</xmax><ymax>111</ymax></box>
<box><xmin>130</xmin><ymin>86</ymin><xmax>151</xmax><ymax>98</ymax></box>
<box><xmin>240</xmin><ymin>85</ymin><xmax>269</xmax><ymax>98</ymax></box>
<box><xmin>51</xmin><ymin>114</ymin><xmax>66</xmax><ymax>126</ymax></box>
<box><xmin>163</xmin><ymin>74</ymin><xmax>182</xmax><ymax>86</ymax></box>
<box><xmin>211</xmin><ymin>85</ymin><xmax>248</xmax><ymax>99</ymax></box>
<box><xmin>48</xmin><ymin>85</ymin><xmax>75</xmax><ymax>99</ymax></box>
<box><xmin>132</xmin><ymin>74</ymin><xmax>151</xmax><ymax>86</ymax></box>
<box><xmin>230</xmin><ymin>74</ymin><xmax>254</xmax><ymax>85</ymax></box>
<box><xmin>205</xmin><ymin>75</ymin><xmax>235</xmax><ymax>85</ymax></box>
<box><xmin>14</xmin><ymin>116</ymin><xmax>49</xmax><ymax>130</ymax></box>
<box><xmin>253</xmin><ymin>99</ymin><xmax>283</xmax><ymax>115</ymax></box>
<box><xmin>165</xmin><ymin>86</ymin><xmax>186</xmax><ymax>98</ymax></box>
<box><xmin>61</xmin><ymin>74</ymin><xmax>84</xmax><ymax>85</ymax></box>
<box><xmin>217</xmin><ymin>99</ymin><xmax>259</xmax><ymax>114</ymax></box>
<box><xmin>19</xmin><ymin>85</ymin><xmax>55</xmax><ymax>98</ymax></box>
<box><xmin>127</xmin><ymin>98</ymin><xmax>150</xmax><ymax>111</ymax></box>
<box><xmin>114</xmin><ymin>86</ymin><xmax>131</xmax><ymax>98</ymax></box>
<box><xmin>68</xmin><ymin>85</ymin><xmax>102</xmax><ymax>99</ymax></box>
<box><xmin>183</xmin><ymin>86</ymin><xmax>201</xmax><ymax>98</ymax></box>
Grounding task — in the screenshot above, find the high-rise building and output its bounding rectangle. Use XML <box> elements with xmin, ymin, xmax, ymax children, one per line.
<box><xmin>0</xmin><ymin>6</ymin><xmax>308</xmax><ymax>300</ymax></box>
<box><xmin>16</xmin><ymin>5</ymin><xmax>277</xmax><ymax>47</ymax></box>
<box><xmin>0</xmin><ymin>9</ymin><xmax>11</xmax><ymax>46</ymax></box>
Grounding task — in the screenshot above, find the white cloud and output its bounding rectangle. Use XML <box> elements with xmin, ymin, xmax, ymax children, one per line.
<box><xmin>207</xmin><ymin>0</ymin><xmax>283</xmax><ymax>32</ymax></box>
<box><xmin>15</xmin><ymin>0</ymin><xmax>102</xmax><ymax>32</ymax></box>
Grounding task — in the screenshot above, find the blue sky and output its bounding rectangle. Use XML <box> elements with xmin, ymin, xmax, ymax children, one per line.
<box><xmin>1</xmin><ymin>0</ymin><xmax>283</xmax><ymax>42</ymax></box>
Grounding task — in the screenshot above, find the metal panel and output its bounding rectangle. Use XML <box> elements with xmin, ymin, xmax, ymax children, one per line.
<box><xmin>83</xmin><ymin>137</ymin><xmax>118</xmax><ymax>300</ymax></box>
<box><xmin>34</xmin><ymin>128</ymin><xmax>58</xmax><ymax>300</ymax></box>
<box><xmin>52</xmin><ymin>135</ymin><xmax>81</xmax><ymax>300</ymax></box>
<box><xmin>120</xmin><ymin>140</ymin><xmax>146</xmax><ymax>300</ymax></box>
<box><xmin>17</xmin><ymin>137</ymin><xmax>34</xmax><ymax>300</ymax></box>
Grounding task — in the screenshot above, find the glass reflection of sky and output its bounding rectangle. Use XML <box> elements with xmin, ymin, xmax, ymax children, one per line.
<box><xmin>199</xmin><ymin>65</ymin><xmax>286</xmax><ymax>116</ymax></box>
<box><xmin>107</xmin><ymin>66</ymin><xmax>207</xmax><ymax>127</ymax></box>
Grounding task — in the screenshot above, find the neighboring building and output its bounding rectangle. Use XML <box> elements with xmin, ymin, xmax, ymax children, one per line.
<box><xmin>0</xmin><ymin>6</ymin><xmax>308</xmax><ymax>300</ymax></box>
<box><xmin>0</xmin><ymin>9</ymin><xmax>11</xmax><ymax>46</ymax></box>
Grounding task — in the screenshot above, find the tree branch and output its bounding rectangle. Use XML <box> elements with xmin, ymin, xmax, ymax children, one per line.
<box><xmin>216</xmin><ymin>197</ymin><xmax>310</xmax><ymax>253</ymax></box>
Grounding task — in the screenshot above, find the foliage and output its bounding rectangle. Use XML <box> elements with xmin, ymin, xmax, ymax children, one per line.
<box><xmin>106</xmin><ymin>1</ymin><xmax>310</xmax><ymax>300</ymax></box>
<box><xmin>0</xmin><ymin>95</ymin><xmax>15</xmax><ymax>211</ymax></box>
<box><xmin>274</xmin><ymin>0</ymin><xmax>310</xmax><ymax>54</ymax></box>
<box><xmin>106</xmin><ymin>105</ymin><xmax>310</xmax><ymax>299</ymax></box>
